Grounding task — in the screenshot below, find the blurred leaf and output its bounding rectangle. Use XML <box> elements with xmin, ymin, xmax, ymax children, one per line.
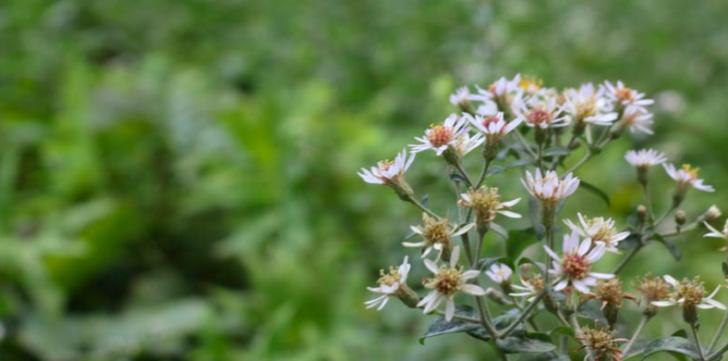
<box><xmin>578</xmin><ymin>181</ymin><xmax>611</xmax><ymax>207</ymax></box>
<box><xmin>623</xmin><ymin>337</ymin><xmax>699</xmax><ymax>360</ymax></box>
<box><xmin>420</xmin><ymin>307</ymin><xmax>521</xmax><ymax>344</ymax></box>
<box><xmin>507</xmin><ymin>228</ymin><xmax>539</xmax><ymax>265</ymax></box>
<box><xmin>496</xmin><ymin>332</ymin><xmax>556</xmax><ymax>354</ymax></box>
<box><xmin>653</xmin><ymin>233</ymin><xmax>682</xmax><ymax>261</ymax></box>
<box><xmin>490</xmin><ymin>222</ymin><xmax>509</xmax><ymax>240</ymax></box>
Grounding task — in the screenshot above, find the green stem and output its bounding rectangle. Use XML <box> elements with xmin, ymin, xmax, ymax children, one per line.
<box><xmin>691</xmin><ymin>323</ymin><xmax>707</xmax><ymax>361</ymax></box>
<box><xmin>405</xmin><ymin>195</ymin><xmax>440</xmax><ymax>218</ymax></box>
<box><xmin>475</xmin><ymin>159</ymin><xmax>492</xmax><ymax>188</ymax></box>
<box><xmin>623</xmin><ymin>315</ymin><xmax>650</xmax><ymax>356</ymax></box>
<box><xmin>499</xmin><ymin>292</ymin><xmax>546</xmax><ymax>337</ymax></box>
<box><xmin>613</xmin><ymin>245</ymin><xmax>642</xmax><ymax>274</ymax></box>
<box><xmin>709</xmin><ymin>311</ymin><xmax>728</xmax><ymax>352</ymax></box>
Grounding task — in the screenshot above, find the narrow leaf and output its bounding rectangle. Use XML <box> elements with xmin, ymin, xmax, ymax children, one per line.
<box><xmin>578</xmin><ymin>181</ymin><xmax>610</xmax><ymax>207</ymax></box>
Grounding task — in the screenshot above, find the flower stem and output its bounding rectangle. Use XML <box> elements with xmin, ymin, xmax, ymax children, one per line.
<box><xmin>613</xmin><ymin>244</ymin><xmax>642</xmax><ymax>274</ymax></box>
<box><xmin>499</xmin><ymin>291</ymin><xmax>546</xmax><ymax>338</ymax></box>
<box><xmin>709</xmin><ymin>311</ymin><xmax>728</xmax><ymax>352</ymax></box>
<box><xmin>405</xmin><ymin>195</ymin><xmax>440</xmax><ymax>218</ymax></box>
<box><xmin>691</xmin><ymin>323</ymin><xmax>707</xmax><ymax>361</ymax></box>
<box><xmin>475</xmin><ymin>159</ymin><xmax>492</xmax><ymax>188</ymax></box>
<box><xmin>622</xmin><ymin>315</ymin><xmax>650</xmax><ymax>356</ymax></box>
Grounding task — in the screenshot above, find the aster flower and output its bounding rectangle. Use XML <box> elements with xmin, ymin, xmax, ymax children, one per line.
<box><xmin>358</xmin><ymin>149</ymin><xmax>415</xmax><ymax>186</ymax></box>
<box><xmin>602</xmin><ymin>80</ymin><xmax>654</xmax><ymax>111</ymax></box>
<box><xmin>521</xmin><ymin>169</ymin><xmax>580</xmax><ymax>204</ymax></box>
<box><xmin>450</xmin><ymin>132</ymin><xmax>485</xmax><ymax>157</ymax></box>
<box><xmin>411</xmin><ymin>114</ymin><xmax>470</xmax><ymax>156</ymax></box>
<box><xmin>418</xmin><ymin>246</ymin><xmax>486</xmax><ymax>321</ymax></box>
<box><xmin>486</xmin><ymin>263</ymin><xmax>513</xmax><ymax>284</ymax></box>
<box><xmin>458</xmin><ymin>186</ymin><xmax>521</xmax><ymax>228</ymax></box>
<box><xmin>512</xmin><ymin>94</ymin><xmax>570</xmax><ymax>129</ymax></box>
<box><xmin>577</xmin><ymin>327</ymin><xmax>625</xmax><ymax>361</ymax></box>
<box><xmin>663</xmin><ymin>163</ymin><xmax>714</xmax><ymax>193</ymax></box>
<box><xmin>403</xmin><ymin>213</ymin><xmax>474</xmax><ymax>259</ymax></box>
<box><xmin>564</xmin><ymin>213</ymin><xmax>629</xmax><ymax>253</ymax></box>
<box><xmin>544</xmin><ymin>230</ymin><xmax>614</xmax><ymax>294</ymax></box>
<box><xmin>466</xmin><ymin>112</ymin><xmax>523</xmax><ymax>144</ymax></box>
<box><xmin>651</xmin><ymin>276</ymin><xmax>725</xmax><ymax>323</ymax></box>
<box><xmin>365</xmin><ymin>256</ymin><xmax>413</xmax><ymax>310</ymax></box>
<box><xmin>358</xmin><ymin>149</ymin><xmax>416</xmax><ymax>198</ymax></box>
<box><xmin>449</xmin><ymin>86</ymin><xmax>472</xmax><ymax>107</ymax></box>
<box><xmin>469</xmin><ymin>75</ymin><xmax>522</xmax><ymax>114</ymax></box>
<box><xmin>510</xmin><ymin>275</ymin><xmax>544</xmax><ymax>302</ymax></box>
<box><xmin>562</xmin><ymin>83</ymin><xmax>618</xmax><ymax>127</ymax></box>
<box><xmin>625</xmin><ymin>148</ymin><xmax>667</xmax><ymax>168</ymax></box>
<box><xmin>621</xmin><ymin>105</ymin><xmax>655</xmax><ymax>135</ymax></box>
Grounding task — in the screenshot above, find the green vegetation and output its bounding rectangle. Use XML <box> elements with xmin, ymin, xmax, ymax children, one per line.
<box><xmin>0</xmin><ymin>0</ymin><xmax>728</xmax><ymax>360</ymax></box>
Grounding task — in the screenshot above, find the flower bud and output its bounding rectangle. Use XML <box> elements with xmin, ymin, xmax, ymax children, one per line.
<box><xmin>637</xmin><ymin>205</ymin><xmax>648</xmax><ymax>224</ymax></box>
<box><xmin>396</xmin><ymin>284</ymin><xmax>420</xmax><ymax>308</ymax></box>
<box><xmin>675</xmin><ymin>210</ymin><xmax>687</xmax><ymax>226</ymax></box>
<box><xmin>704</xmin><ymin>205</ymin><xmax>722</xmax><ymax>222</ymax></box>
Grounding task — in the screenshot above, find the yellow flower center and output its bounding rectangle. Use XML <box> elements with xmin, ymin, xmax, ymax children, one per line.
<box><xmin>427</xmin><ymin>125</ymin><xmax>454</xmax><ymax>147</ymax></box>
<box><xmin>562</xmin><ymin>253</ymin><xmax>591</xmax><ymax>280</ymax></box>
<box><xmin>430</xmin><ymin>267</ymin><xmax>463</xmax><ymax>296</ymax></box>
<box><xmin>377</xmin><ymin>266</ymin><xmax>401</xmax><ymax>287</ymax></box>
<box><xmin>681</xmin><ymin>164</ymin><xmax>700</xmax><ymax>181</ymax></box>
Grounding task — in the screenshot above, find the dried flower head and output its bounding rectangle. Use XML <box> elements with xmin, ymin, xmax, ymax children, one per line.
<box><xmin>458</xmin><ymin>186</ymin><xmax>521</xmax><ymax>226</ymax></box>
<box><xmin>419</xmin><ymin>247</ymin><xmax>486</xmax><ymax>321</ymax></box>
<box><xmin>404</xmin><ymin>214</ymin><xmax>474</xmax><ymax>259</ymax></box>
<box><xmin>365</xmin><ymin>256</ymin><xmax>413</xmax><ymax>310</ymax></box>
<box><xmin>652</xmin><ymin>275</ymin><xmax>725</xmax><ymax>324</ymax></box>
<box><xmin>578</xmin><ymin>327</ymin><xmax>624</xmax><ymax>361</ymax></box>
<box><xmin>638</xmin><ymin>275</ymin><xmax>671</xmax><ymax>304</ymax></box>
<box><xmin>565</xmin><ymin>213</ymin><xmax>629</xmax><ymax>253</ymax></box>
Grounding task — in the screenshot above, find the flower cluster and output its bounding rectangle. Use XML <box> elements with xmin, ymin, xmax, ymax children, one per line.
<box><xmin>360</xmin><ymin>75</ymin><xmax>728</xmax><ymax>360</ymax></box>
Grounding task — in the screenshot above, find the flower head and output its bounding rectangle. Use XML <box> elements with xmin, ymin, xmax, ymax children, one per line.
<box><xmin>486</xmin><ymin>263</ymin><xmax>513</xmax><ymax>284</ymax></box>
<box><xmin>625</xmin><ymin>149</ymin><xmax>667</xmax><ymax>169</ymax></box>
<box><xmin>638</xmin><ymin>275</ymin><xmax>671</xmax><ymax>317</ymax></box>
<box><xmin>458</xmin><ymin>186</ymin><xmax>521</xmax><ymax>227</ymax></box>
<box><xmin>358</xmin><ymin>149</ymin><xmax>415</xmax><ymax>186</ymax></box>
<box><xmin>652</xmin><ymin>275</ymin><xmax>725</xmax><ymax>323</ymax></box>
<box><xmin>577</xmin><ymin>327</ymin><xmax>624</xmax><ymax>361</ymax></box>
<box><xmin>621</xmin><ymin>106</ymin><xmax>654</xmax><ymax>135</ymax></box>
<box><xmin>449</xmin><ymin>86</ymin><xmax>472</xmax><ymax>107</ymax></box>
<box><xmin>563</xmin><ymin>83</ymin><xmax>618</xmax><ymax>126</ymax></box>
<box><xmin>544</xmin><ymin>230</ymin><xmax>613</xmax><ymax>294</ymax></box>
<box><xmin>602</xmin><ymin>80</ymin><xmax>654</xmax><ymax>110</ymax></box>
<box><xmin>522</xmin><ymin>169</ymin><xmax>580</xmax><ymax>204</ymax></box>
<box><xmin>365</xmin><ymin>256</ymin><xmax>412</xmax><ymax>310</ymax></box>
<box><xmin>450</xmin><ymin>131</ymin><xmax>485</xmax><ymax>157</ymax></box>
<box><xmin>404</xmin><ymin>214</ymin><xmax>474</xmax><ymax>259</ymax></box>
<box><xmin>418</xmin><ymin>247</ymin><xmax>486</xmax><ymax>321</ymax></box>
<box><xmin>411</xmin><ymin>114</ymin><xmax>470</xmax><ymax>156</ymax></box>
<box><xmin>663</xmin><ymin>163</ymin><xmax>714</xmax><ymax>193</ymax></box>
<box><xmin>513</xmin><ymin>94</ymin><xmax>569</xmax><ymax>129</ymax></box>
<box><xmin>510</xmin><ymin>275</ymin><xmax>544</xmax><ymax>302</ymax></box>
<box><xmin>565</xmin><ymin>213</ymin><xmax>629</xmax><ymax>253</ymax></box>
<box><xmin>466</xmin><ymin>112</ymin><xmax>523</xmax><ymax>144</ymax></box>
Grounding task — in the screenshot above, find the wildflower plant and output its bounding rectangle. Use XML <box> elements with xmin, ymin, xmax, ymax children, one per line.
<box><xmin>360</xmin><ymin>75</ymin><xmax>728</xmax><ymax>360</ymax></box>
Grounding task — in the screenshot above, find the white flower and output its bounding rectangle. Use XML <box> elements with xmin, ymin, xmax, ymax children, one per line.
<box><xmin>418</xmin><ymin>246</ymin><xmax>486</xmax><ymax>321</ymax></box>
<box><xmin>510</xmin><ymin>276</ymin><xmax>544</xmax><ymax>302</ymax></box>
<box><xmin>449</xmin><ymin>86</ymin><xmax>472</xmax><ymax>106</ymax></box>
<box><xmin>404</xmin><ymin>214</ymin><xmax>474</xmax><ymax>259</ymax></box>
<box><xmin>602</xmin><ymin>80</ymin><xmax>654</xmax><ymax>110</ymax></box>
<box><xmin>544</xmin><ymin>230</ymin><xmax>614</xmax><ymax>294</ymax></box>
<box><xmin>521</xmin><ymin>169</ymin><xmax>580</xmax><ymax>203</ymax></box>
<box><xmin>564</xmin><ymin>213</ymin><xmax>629</xmax><ymax>253</ymax></box>
<box><xmin>562</xmin><ymin>83</ymin><xmax>618</xmax><ymax>126</ymax></box>
<box><xmin>486</xmin><ymin>263</ymin><xmax>513</xmax><ymax>284</ymax></box>
<box><xmin>622</xmin><ymin>106</ymin><xmax>655</xmax><ymax>135</ymax></box>
<box><xmin>466</xmin><ymin>112</ymin><xmax>523</xmax><ymax>145</ymax></box>
<box><xmin>458</xmin><ymin>186</ymin><xmax>521</xmax><ymax>225</ymax></box>
<box><xmin>411</xmin><ymin>114</ymin><xmax>469</xmax><ymax>156</ymax></box>
<box><xmin>663</xmin><ymin>163</ymin><xmax>714</xmax><ymax>192</ymax></box>
<box><xmin>651</xmin><ymin>275</ymin><xmax>725</xmax><ymax>310</ymax></box>
<box><xmin>704</xmin><ymin>220</ymin><xmax>728</xmax><ymax>240</ymax></box>
<box><xmin>513</xmin><ymin>94</ymin><xmax>570</xmax><ymax>129</ymax></box>
<box><xmin>450</xmin><ymin>132</ymin><xmax>485</xmax><ymax>157</ymax></box>
<box><xmin>625</xmin><ymin>148</ymin><xmax>667</xmax><ymax>168</ymax></box>
<box><xmin>488</xmin><ymin>74</ymin><xmax>522</xmax><ymax>98</ymax></box>
<box><xmin>365</xmin><ymin>256</ymin><xmax>411</xmax><ymax>310</ymax></box>
<box><xmin>358</xmin><ymin>149</ymin><xmax>415</xmax><ymax>185</ymax></box>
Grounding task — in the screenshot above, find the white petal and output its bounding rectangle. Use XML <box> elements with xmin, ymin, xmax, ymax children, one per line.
<box><xmin>445</xmin><ymin>298</ymin><xmax>456</xmax><ymax>321</ymax></box>
<box><xmin>461</xmin><ymin>284</ymin><xmax>487</xmax><ymax>296</ymax></box>
<box><xmin>424</xmin><ymin>259</ymin><xmax>439</xmax><ymax>274</ymax></box>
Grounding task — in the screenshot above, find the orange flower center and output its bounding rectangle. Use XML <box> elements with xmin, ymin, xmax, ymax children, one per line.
<box><xmin>527</xmin><ymin>108</ymin><xmax>550</xmax><ymax>125</ymax></box>
<box><xmin>428</xmin><ymin>125</ymin><xmax>454</xmax><ymax>147</ymax></box>
<box><xmin>562</xmin><ymin>254</ymin><xmax>590</xmax><ymax>280</ymax></box>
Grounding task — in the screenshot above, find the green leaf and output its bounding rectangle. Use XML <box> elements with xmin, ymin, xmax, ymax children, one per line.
<box><xmin>618</xmin><ymin>232</ymin><xmax>643</xmax><ymax>250</ymax></box>
<box><xmin>549</xmin><ymin>326</ymin><xmax>575</xmax><ymax>339</ymax></box>
<box><xmin>527</xmin><ymin>197</ymin><xmax>546</xmax><ymax>240</ymax></box>
<box><xmin>722</xmin><ymin>261</ymin><xmax>728</xmax><ymax>277</ymax></box>
<box><xmin>653</xmin><ymin>233</ymin><xmax>682</xmax><ymax>261</ymax></box>
<box><xmin>517</xmin><ymin>352</ymin><xmax>570</xmax><ymax>361</ymax></box>
<box><xmin>420</xmin><ymin>308</ymin><xmax>522</xmax><ymax>344</ymax></box>
<box><xmin>578</xmin><ymin>181</ymin><xmax>611</xmax><ymax>207</ymax></box>
<box><xmin>496</xmin><ymin>331</ymin><xmax>556</xmax><ymax>354</ymax></box>
<box><xmin>490</xmin><ymin>222</ymin><xmax>509</xmax><ymax>240</ymax></box>
<box><xmin>623</xmin><ymin>337</ymin><xmax>699</xmax><ymax>360</ymax></box>
<box><xmin>543</xmin><ymin>147</ymin><xmax>569</xmax><ymax>157</ymax></box>
<box><xmin>576</xmin><ymin>300</ymin><xmax>607</xmax><ymax>325</ymax></box>
<box><xmin>507</xmin><ymin>228</ymin><xmax>540</xmax><ymax>265</ymax></box>
<box><xmin>478</xmin><ymin>257</ymin><xmax>504</xmax><ymax>272</ymax></box>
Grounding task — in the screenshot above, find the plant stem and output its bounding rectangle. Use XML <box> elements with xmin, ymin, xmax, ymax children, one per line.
<box><xmin>709</xmin><ymin>311</ymin><xmax>728</xmax><ymax>352</ymax></box>
<box><xmin>622</xmin><ymin>315</ymin><xmax>650</xmax><ymax>356</ymax></box>
<box><xmin>475</xmin><ymin>159</ymin><xmax>492</xmax><ymax>188</ymax></box>
<box><xmin>452</xmin><ymin>160</ymin><xmax>473</xmax><ymax>187</ymax></box>
<box><xmin>691</xmin><ymin>323</ymin><xmax>707</xmax><ymax>361</ymax></box>
<box><xmin>474</xmin><ymin>295</ymin><xmax>500</xmax><ymax>339</ymax></box>
<box><xmin>499</xmin><ymin>291</ymin><xmax>546</xmax><ymax>337</ymax></box>
<box><xmin>564</xmin><ymin>151</ymin><xmax>592</xmax><ymax>174</ymax></box>
<box><xmin>405</xmin><ymin>195</ymin><xmax>440</xmax><ymax>218</ymax></box>
<box><xmin>613</xmin><ymin>245</ymin><xmax>642</xmax><ymax>274</ymax></box>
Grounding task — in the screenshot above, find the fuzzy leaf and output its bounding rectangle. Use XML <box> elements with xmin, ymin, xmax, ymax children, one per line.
<box><xmin>496</xmin><ymin>331</ymin><xmax>556</xmax><ymax>354</ymax></box>
<box><xmin>623</xmin><ymin>336</ymin><xmax>699</xmax><ymax>360</ymax></box>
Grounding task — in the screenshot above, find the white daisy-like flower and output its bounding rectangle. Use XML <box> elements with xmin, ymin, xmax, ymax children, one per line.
<box><xmin>544</xmin><ymin>230</ymin><xmax>614</xmax><ymax>294</ymax></box>
<box><xmin>564</xmin><ymin>213</ymin><xmax>629</xmax><ymax>253</ymax></box>
<box><xmin>449</xmin><ymin>86</ymin><xmax>472</xmax><ymax>107</ymax></box>
<box><xmin>469</xmin><ymin>75</ymin><xmax>522</xmax><ymax>113</ymax></box>
<box><xmin>365</xmin><ymin>256</ymin><xmax>411</xmax><ymax>310</ymax></box>
<box><xmin>488</xmin><ymin>74</ymin><xmax>523</xmax><ymax>98</ymax></box>
<box><xmin>358</xmin><ymin>149</ymin><xmax>415</xmax><ymax>185</ymax></box>
<box><xmin>562</xmin><ymin>83</ymin><xmax>618</xmax><ymax>126</ymax></box>
<box><xmin>404</xmin><ymin>213</ymin><xmax>474</xmax><ymax>259</ymax></box>
<box><xmin>418</xmin><ymin>246</ymin><xmax>486</xmax><ymax>321</ymax></box>
<box><xmin>663</xmin><ymin>163</ymin><xmax>714</xmax><ymax>192</ymax></box>
<box><xmin>457</xmin><ymin>186</ymin><xmax>521</xmax><ymax>225</ymax></box>
<box><xmin>486</xmin><ymin>263</ymin><xmax>513</xmax><ymax>284</ymax></box>
<box><xmin>512</xmin><ymin>94</ymin><xmax>570</xmax><ymax>129</ymax></box>
<box><xmin>651</xmin><ymin>275</ymin><xmax>725</xmax><ymax>311</ymax></box>
<box><xmin>602</xmin><ymin>80</ymin><xmax>654</xmax><ymax>110</ymax></box>
<box><xmin>625</xmin><ymin>148</ymin><xmax>667</xmax><ymax>168</ymax></box>
<box><xmin>622</xmin><ymin>106</ymin><xmax>655</xmax><ymax>135</ymax></box>
<box><xmin>704</xmin><ymin>219</ymin><xmax>728</xmax><ymax>240</ymax></box>
<box><xmin>411</xmin><ymin>114</ymin><xmax>469</xmax><ymax>156</ymax></box>
<box><xmin>521</xmin><ymin>169</ymin><xmax>580</xmax><ymax>204</ymax></box>
<box><xmin>510</xmin><ymin>275</ymin><xmax>544</xmax><ymax>302</ymax></box>
<box><xmin>466</xmin><ymin>112</ymin><xmax>523</xmax><ymax>145</ymax></box>
<box><xmin>450</xmin><ymin>132</ymin><xmax>485</xmax><ymax>157</ymax></box>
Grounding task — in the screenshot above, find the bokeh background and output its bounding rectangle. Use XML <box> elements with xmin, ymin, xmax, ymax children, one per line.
<box><xmin>1</xmin><ymin>0</ymin><xmax>728</xmax><ymax>360</ymax></box>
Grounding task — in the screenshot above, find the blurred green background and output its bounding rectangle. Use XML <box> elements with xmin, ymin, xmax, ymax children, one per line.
<box><xmin>1</xmin><ymin>0</ymin><xmax>728</xmax><ymax>360</ymax></box>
